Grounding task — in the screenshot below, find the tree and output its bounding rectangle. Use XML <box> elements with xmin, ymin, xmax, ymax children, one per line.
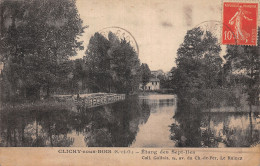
<box><xmin>172</xmin><ymin>28</ymin><xmax>224</xmax><ymax>110</ymax></box>
<box><xmin>85</xmin><ymin>32</ymin><xmax>111</xmax><ymax>92</ymax></box>
<box><xmin>85</xmin><ymin>32</ymin><xmax>141</xmax><ymax>94</ymax></box>
<box><xmin>139</xmin><ymin>63</ymin><xmax>151</xmax><ymax>90</ymax></box>
<box><xmin>169</xmin><ymin>67</ymin><xmax>177</xmax><ymax>89</ymax></box>
<box><xmin>174</xmin><ymin>28</ymin><xmax>222</xmax><ymax>95</ymax></box>
<box><xmin>224</xmin><ymin>27</ymin><xmax>260</xmax><ymax>106</ymax></box>
<box><xmin>109</xmin><ymin>38</ymin><xmax>140</xmax><ymax>94</ymax></box>
<box><xmin>0</xmin><ymin>0</ymin><xmax>86</xmax><ymax>100</ymax></box>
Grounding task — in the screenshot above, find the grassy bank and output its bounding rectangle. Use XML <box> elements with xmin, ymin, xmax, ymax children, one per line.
<box><xmin>0</xmin><ymin>99</ymin><xmax>74</xmax><ymax>113</ymax></box>
<box><xmin>203</xmin><ymin>105</ymin><xmax>260</xmax><ymax>113</ymax></box>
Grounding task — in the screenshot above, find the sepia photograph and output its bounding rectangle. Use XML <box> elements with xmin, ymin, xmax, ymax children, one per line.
<box><xmin>0</xmin><ymin>0</ymin><xmax>259</xmax><ymax>164</ymax></box>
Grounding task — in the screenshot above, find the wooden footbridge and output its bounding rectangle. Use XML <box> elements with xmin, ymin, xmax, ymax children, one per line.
<box><xmin>54</xmin><ymin>93</ymin><xmax>126</xmax><ymax>108</ymax></box>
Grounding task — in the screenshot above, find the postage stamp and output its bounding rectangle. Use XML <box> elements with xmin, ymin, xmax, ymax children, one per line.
<box><xmin>222</xmin><ymin>1</ymin><xmax>258</xmax><ymax>46</ymax></box>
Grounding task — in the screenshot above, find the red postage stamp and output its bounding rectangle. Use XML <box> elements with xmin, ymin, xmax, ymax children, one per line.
<box><xmin>222</xmin><ymin>2</ymin><xmax>258</xmax><ymax>46</ymax></box>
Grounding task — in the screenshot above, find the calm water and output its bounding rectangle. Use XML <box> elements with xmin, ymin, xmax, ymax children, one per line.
<box><xmin>0</xmin><ymin>94</ymin><xmax>259</xmax><ymax>147</ymax></box>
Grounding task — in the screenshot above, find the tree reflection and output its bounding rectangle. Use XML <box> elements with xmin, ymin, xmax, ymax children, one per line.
<box><xmin>0</xmin><ymin>95</ymin><xmax>151</xmax><ymax>147</ymax></box>
<box><xmin>170</xmin><ymin>100</ymin><xmax>260</xmax><ymax>147</ymax></box>
<box><xmin>170</xmin><ymin>111</ymin><xmax>202</xmax><ymax>147</ymax></box>
<box><xmin>36</xmin><ymin>109</ymin><xmax>76</xmax><ymax>147</ymax></box>
<box><xmin>0</xmin><ymin>108</ymin><xmax>76</xmax><ymax>147</ymax></box>
<box><xmin>83</xmin><ymin>95</ymin><xmax>151</xmax><ymax>147</ymax></box>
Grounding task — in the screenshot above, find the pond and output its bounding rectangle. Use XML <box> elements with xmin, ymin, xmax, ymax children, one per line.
<box><xmin>0</xmin><ymin>94</ymin><xmax>259</xmax><ymax>147</ymax></box>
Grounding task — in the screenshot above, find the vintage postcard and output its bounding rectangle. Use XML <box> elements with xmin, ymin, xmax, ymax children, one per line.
<box><xmin>0</xmin><ymin>0</ymin><xmax>259</xmax><ymax>165</ymax></box>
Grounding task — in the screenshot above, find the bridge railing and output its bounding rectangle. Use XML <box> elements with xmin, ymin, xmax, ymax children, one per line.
<box><xmin>54</xmin><ymin>93</ymin><xmax>126</xmax><ymax>108</ymax></box>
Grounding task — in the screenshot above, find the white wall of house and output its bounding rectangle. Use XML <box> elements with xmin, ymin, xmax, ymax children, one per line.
<box><xmin>140</xmin><ymin>81</ymin><xmax>160</xmax><ymax>91</ymax></box>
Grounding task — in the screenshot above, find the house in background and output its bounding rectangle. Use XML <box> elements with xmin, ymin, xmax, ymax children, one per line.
<box><xmin>140</xmin><ymin>78</ymin><xmax>160</xmax><ymax>91</ymax></box>
<box><xmin>151</xmin><ymin>70</ymin><xmax>165</xmax><ymax>78</ymax></box>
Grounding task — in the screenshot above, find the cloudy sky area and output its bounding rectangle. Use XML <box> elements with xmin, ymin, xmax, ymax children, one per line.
<box><xmin>75</xmin><ymin>0</ymin><xmax>224</xmax><ymax>72</ymax></box>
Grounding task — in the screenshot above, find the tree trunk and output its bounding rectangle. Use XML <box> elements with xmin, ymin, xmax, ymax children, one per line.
<box><xmin>48</xmin><ymin>124</ymin><xmax>53</xmax><ymax>147</ymax></box>
<box><xmin>0</xmin><ymin>5</ymin><xmax>4</xmax><ymax>36</ymax></box>
<box><xmin>249</xmin><ymin>109</ymin><xmax>253</xmax><ymax>144</ymax></box>
<box><xmin>46</xmin><ymin>86</ymin><xmax>50</xmax><ymax>98</ymax></box>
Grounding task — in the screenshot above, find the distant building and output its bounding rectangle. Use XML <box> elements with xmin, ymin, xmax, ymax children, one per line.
<box><xmin>140</xmin><ymin>78</ymin><xmax>160</xmax><ymax>91</ymax></box>
<box><xmin>151</xmin><ymin>70</ymin><xmax>165</xmax><ymax>78</ymax></box>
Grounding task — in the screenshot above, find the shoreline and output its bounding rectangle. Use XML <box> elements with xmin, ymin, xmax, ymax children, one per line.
<box><xmin>203</xmin><ymin>105</ymin><xmax>260</xmax><ymax>113</ymax></box>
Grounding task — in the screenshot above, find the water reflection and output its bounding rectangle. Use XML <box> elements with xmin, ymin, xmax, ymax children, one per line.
<box><xmin>0</xmin><ymin>95</ymin><xmax>151</xmax><ymax>147</ymax></box>
<box><xmin>0</xmin><ymin>109</ymin><xmax>76</xmax><ymax>147</ymax></box>
<box><xmin>0</xmin><ymin>94</ymin><xmax>259</xmax><ymax>147</ymax></box>
<box><xmin>131</xmin><ymin>94</ymin><xmax>176</xmax><ymax>147</ymax></box>
<box><xmin>170</xmin><ymin>105</ymin><xmax>260</xmax><ymax>147</ymax></box>
<box><xmin>82</xmin><ymin>96</ymin><xmax>151</xmax><ymax>147</ymax></box>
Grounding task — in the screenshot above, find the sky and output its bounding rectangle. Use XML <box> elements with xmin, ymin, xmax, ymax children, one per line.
<box><xmin>74</xmin><ymin>0</ymin><xmax>225</xmax><ymax>72</ymax></box>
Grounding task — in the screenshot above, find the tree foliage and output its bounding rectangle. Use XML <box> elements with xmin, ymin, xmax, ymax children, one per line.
<box><xmin>174</xmin><ymin>28</ymin><xmax>222</xmax><ymax>96</ymax></box>
<box><xmin>85</xmin><ymin>33</ymin><xmax>111</xmax><ymax>92</ymax></box>
<box><xmin>138</xmin><ymin>63</ymin><xmax>151</xmax><ymax>90</ymax></box>
<box><xmin>0</xmin><ymin>0</ymin><xmax>85</xmax><ymax>100</ymax></box>
<box><xmin>173</xmin><ymin>26</ymin><xmax>259</xmax><ymax>111</ymax></box>
<box><xmin>85</xmin><ymin>32</ymin><xmax>141</xmax><ymax>94</ymax></box>
<box><xmin>224</xmin><ymin>28</ymin><xmax>260</xmax><ymax>105</ymax></box>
